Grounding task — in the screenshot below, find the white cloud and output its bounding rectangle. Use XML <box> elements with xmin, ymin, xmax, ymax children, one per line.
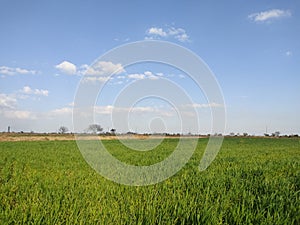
<box><xmin>55</xmin><ymin>61</ymin><xmax>77</xmax><ymax>75</ymax></box>
<box><xmin>128</xmin><ymin>73</ymin><xmax>145</xmax><ymax>80</ymax></box>
<box><xmin>146</xmin><ymin>26</ymin><xmax>190</xmax><ymax>42</ymax></box>
<box><xmin>82</xmin><ymin>76</ymin><xmax>111</xmax><ymax>83</ymax></box>
<box><xmin>285</xmin><ymin>51</ymin><xmax>292</xmax><ymax>56</ymax></box>
<box><xmin>34</xmin><ymin>89</ymin><xmax>49</xmax><ymax>96</ymax></box>
<box><xmin>94</xmin><ymin>105</ymin><xmax>174</xmax><ymax>117</ymax></box>
<box><xmin>0</xmin><ymin>94</ymin><xmax>17</xmax><ymax>109</ymax></box>
<box><xmin>50</xmin><ymin>107</ymin><xmax>73</xmax><ymax>116</ymax></box>
<box><xmin>20</xmin><ymin>86</ymin><xmax>49</xmax><ymax>96</ymax></box>
<box><xmin>54</xmin><ymin>60</ymin><xmax>125</xmax><ymax>83</ymax></box>
<box><xmin>81</xmin><ymin>61</ymin><xmax>125</xmax><ymax>83</ymax></box>
<box><xmin>167</xmin><ymin>27</ymin><xmax>189</xmax><ymax>42</ymax></box>
<box><xmin>144</xmin><ymin>71</ymin><xmax>153</xmax><ymax>76</ymax></box>
<box><xmin>94</xmin><ymin>105</ymin><xmax>114</xmax><ymax>115</ymax></box>
<box><xmin>22</xmin><ymin>86</ymin><xmax>31</xmax><ymax>94</ymax></box>
<box><xmin>84</xmin><ymin>61</ymin><xmax>124</xmax><ymax>76</ymax></box>
<box><xmin>0</xmin><ymin>66</ymin><xmax>36</xmax><ymax>76</ymax></box>
<box><xmin>127</xmin><ymin>71</ymin><xmax>161</xmax><ymax>80</ymax></box>
<box><xmin>148</xmin><ymin>27</ymin><xmax>167</xmax><ymax>37</ymax></box>
<box><xmin>187</xmin><ymin>102</ymin><xmax>223</xmax><ymax>108</ymax></box>
<box><xmin>1</xmin><ymin>110</ymin><xmax>36</xmax><ymax>120</ymax></box>
<box><xmin>248</xmin><ymin>9</ymin><xmax>291</xmax><ymax>22</ymax></box>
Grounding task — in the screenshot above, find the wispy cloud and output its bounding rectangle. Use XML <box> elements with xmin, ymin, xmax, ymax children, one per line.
<box><xmin>50</xmin><ymin>107</ymin><xmax>73</xmax><ymax>116</ymax></box>
<box><xmin>186</xmin><ymin>102</ymin><xmax>224</xmax><ymax>108</ymax></box>
<box><xmin>0</xmin><ymin>66</ymin><xmax>37</xmax><ymax>77</ymax></box>
<box><xmin>146</xmin><ymin>26</ymin><xmax>190</xmax><ymax>42</ymax></box>
<box><xmin>248</xmin><ymin>9</ymin><xmax>291</xmax><ymax>22</ymax></box>
<box><xmin>82</xmin><ymin>76</ymin><xmax>111</xmax><ymax>83</ymax></box>
<box><xmin>0</xmin><ymin>93</ymin><xmax>17</xmax><ymax>109</ymax></box>
<box><xmin>1</xmin><ymin>110</ymin><xmax>36</xmax><ymax>120</ymax></box>
<box><xmin>94</xmin><ymin>105</ymin><xmax>174</xmax><ymax>117</ymax></box>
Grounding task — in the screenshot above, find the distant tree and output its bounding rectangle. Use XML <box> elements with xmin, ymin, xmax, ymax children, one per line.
<box><xmin>59</xmin><ymin>126</ymin><xmax>68</xmax><ymax>134</ymax></box>
<box><xmin>274</xmin><ymin>131</ymin><xmax>280</xmax><ymax>137</ymax></box>
<box><xmin>88</xmin><ymin>124</ymin><xmax>103</xmax><ymax>134</ymax></box>
<box><xmin>110</xmin><ymin>128</ymin><xmax>116</xmax><ymax>135</ymax></box>
<box><xmin>230</xmin><ymin>132</ymin><xmax>235</xmax><ymax>136</ymax></box>
<box><xmin>243</xmin><ymin>133</ymin><xmax>248</xmax><ymax>137</ymax></box>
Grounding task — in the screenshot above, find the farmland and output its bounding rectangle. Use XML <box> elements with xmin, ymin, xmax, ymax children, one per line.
<box><xmin>0</xmin><ymin>137</ymin><xmax>299</xmax><ymax>224</ymax></box>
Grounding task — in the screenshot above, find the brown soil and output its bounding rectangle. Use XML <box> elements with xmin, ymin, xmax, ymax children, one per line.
<box><xmin>0</xmin><ymin>133</ymin><xmax>201</xmax><ymax>142</ymax></box>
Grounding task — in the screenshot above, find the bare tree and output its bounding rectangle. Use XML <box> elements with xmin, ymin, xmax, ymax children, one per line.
<box><xmin>59</xmin><ymin>126</ymin><xmax>68</xmax><ymax>134</ymax></box>
<box><xmin>88</xmin><ymin>124</ymin><xmax>103</xmax><ymax>134</ymax></box>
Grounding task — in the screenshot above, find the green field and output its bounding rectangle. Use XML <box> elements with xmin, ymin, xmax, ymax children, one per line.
<box><xmin>0</xmin><ymin>138</ymin><xmax>299</xmax><ymax>224</ymax></box>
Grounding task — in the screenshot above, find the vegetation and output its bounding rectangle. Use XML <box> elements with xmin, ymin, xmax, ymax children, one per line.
<box><xmin>0</xmin><ymin>138</ymin><xmax>299</xmax><ymax>224</ymax></box>
<box><xmin>58</xmin><ymin>126</ymin><xmax>68</xmax><ymax>134</ymax></box>
<box><xmin>87</xmin><ymin>124</ymin><xmax>103</xmax><ymax>134</ymax></box>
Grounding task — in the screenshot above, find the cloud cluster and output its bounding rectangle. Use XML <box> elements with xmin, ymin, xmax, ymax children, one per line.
<box><xmin>55</xmin><ymin>60</ymin><xmax>125</xmax><ymax>83</ymax></box>
<box><xmin>248</xmin><ymin>9</ymin><xmax>291</xmax><ymax>22</ymax></box>
<box><xmin>20</xmin><ymin>86</ymin><xmax>49</xmax><ymax>96</ymax></box>
<box><xmin>0</xmin><ymin>85</ymin><xmax>49</xmax><ymax>121</ymax></box>
<box><xmin>127</xmin><ymin>71</ymin><xmax>162</xmax><ymax>80</ymax></box>
<box><xmin>0</xmin><ymin>66</ymin><xmax>36</xmax><ymax>76</ymax></box>
<box><xmin>147</xmin><ymin>27</ymin><xmax>167</xmax><ymax>37</ymax></box>
<box><xmin>0</xmin><ymin>93</ymin><xmax>36</xmax><ymax>120</ymax></box>
<box><xmin>146</xmin><ymin>26</ymin><xmax>190</xmax><ymax>42</ymax></box>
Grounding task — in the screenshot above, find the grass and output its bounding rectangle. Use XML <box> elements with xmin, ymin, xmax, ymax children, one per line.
<box><xmin>0</xmin><ymin>138</ymin><xmax>299</xmax><ymax>224</ymax></box>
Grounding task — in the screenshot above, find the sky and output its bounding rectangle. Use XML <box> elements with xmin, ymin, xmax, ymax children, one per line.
<box><xmin>0</xmin><ymin>0</ymin><xmax>299</xmax><ymax>135</ymax></box>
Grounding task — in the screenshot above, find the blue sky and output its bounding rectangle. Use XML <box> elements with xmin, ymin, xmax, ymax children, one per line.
<box><xmin>0</xmin><ymin>0</ymin><xmax>299</xmax><ymax>135</ymax></box>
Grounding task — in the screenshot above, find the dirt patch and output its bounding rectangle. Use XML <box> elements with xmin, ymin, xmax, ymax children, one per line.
<box><xmin>0</xmin><ymin>133</ymin><xmax>203</xmax><ymax>142</ymax></box>
<box><xmin>0</xmin><ymin>133</ymin><xmax>75</xmax><ymax>142</ymax></box>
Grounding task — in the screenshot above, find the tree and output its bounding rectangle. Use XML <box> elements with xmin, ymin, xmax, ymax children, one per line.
<box><xmin>87</xmin><ymin>124</ymin><xmax>103</xmax><ymax>134</ymax></box>
<box><xmin>59</xmin><ymin>126</ymin><xmax>68</xmax><ymax>134</ymax></box>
